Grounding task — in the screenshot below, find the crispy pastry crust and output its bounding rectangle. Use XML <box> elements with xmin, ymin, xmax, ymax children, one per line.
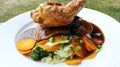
<box><xmin>31</xmin><ymin>0</ymin><xmax>86</xmax><ymax>27</ymax></box>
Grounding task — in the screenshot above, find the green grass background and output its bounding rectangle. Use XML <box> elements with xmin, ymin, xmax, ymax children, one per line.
<box><xmin>0</xmin><ymin>0</ymin><xmax>120</xmax><ymax>23</ymax></box>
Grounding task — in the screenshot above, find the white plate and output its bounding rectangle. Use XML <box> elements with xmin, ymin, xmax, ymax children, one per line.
<box><xmin>0</xmin><ymin>8</ymin><xmax>120</xmax><ymax>67</ymax></box>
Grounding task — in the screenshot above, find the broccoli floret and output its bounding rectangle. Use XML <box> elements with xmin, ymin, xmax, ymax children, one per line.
<box><xmin>30</xmin><ymin>46</ymin><xmax>51</xmax><ymax>61</ymax></box>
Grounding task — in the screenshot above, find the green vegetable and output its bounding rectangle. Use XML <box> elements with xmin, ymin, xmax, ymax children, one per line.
<box><xmin>80</xmin><ymin>39</ymin><xmax>84</xmax><ymax>44</ymax></box>
<box><xmin>41</xmin><ymin>55</ymin><xmax>65</xmax><ymax>64</ymax></box>
<box><xmin>49</xmin><ymin>53</ymin><xmax>53</xmax><ymax>57</ymax></box>
<box><xmin>45</xmin><ymin>40</ymin><xmax>70</xmax><ymax>46</ymax></box>
<box><xmin>49</xmin><ymin>37</ymin><xmax>53</xmax><ymax>42</ymax></box>
<box><xmin>60</xmin><ymin>35</ymin><xmax>69</xmax><ymax>40</ymax></box>
<box><xmin>30</xmin><ymin>46</ymin><xmax>51</xmax><ymax>61</ymax></box>
<box><xmin>51</xmin><ymin>55</ymin><xmax>66</xmax><ymax>64</ymax></box>
<box><xmin>60</xmin><ymin>40</ymin><xmax>70</xmax><ymax>45</ymax></box>
<box><xmin>96</xmin><ymin>45</ymin><xmax>103</xmax><ymax>53</ymax></box>
<box><xmin>76</xmin><ymin>46</ymin><xmax>82</xmax><ymax>50</ymax></box>
<box><xmin>41</xmin><ymin>45</ymin><xmax>73</xmax><ymax>64</ymax></box>
<box><xmin>55</xmin><ymin>45</ymin><xmax>73</xmax><ymax>58</ymax></box>
<box><xmin>73</xmin><ymin>35</ymin><xmax>79</xmax><ymax>39</ymax></box>
<box><xmin>68</xmin><ymin>46</ymin><xmax>73</xmax><ymax>52</ymax></box>
<box><xmin>41</xmin><ymin>56</ymin><xmax>53</xmax><ymax>64</ymax></box>
<box><xmin>95</xmin><ymin>47</ymin><xmax>103</xmax><ymax>53</ymax></box>
<box><xmin>97</xmin><ymin>44</ymin><xmax>102</xmax><ymax>49</ymax></box>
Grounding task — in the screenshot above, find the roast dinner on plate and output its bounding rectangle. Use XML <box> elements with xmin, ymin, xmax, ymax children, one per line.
<box><xmin>16</xmin><ymin>0</ymin><xmax>105</xmax><ymax>65</ymax></box>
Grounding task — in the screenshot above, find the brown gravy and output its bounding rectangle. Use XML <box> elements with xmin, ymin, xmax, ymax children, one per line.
<box><xmin>18</xmin><ymin>22</ymin><xmax>105</xmax><ymax>45</ymax></box>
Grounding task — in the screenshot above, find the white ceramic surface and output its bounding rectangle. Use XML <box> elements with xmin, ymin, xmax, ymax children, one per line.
<box><xmin>0</xmin><ymin>8</ymin><xmax>120</xmax><ymax>67</ymax></box>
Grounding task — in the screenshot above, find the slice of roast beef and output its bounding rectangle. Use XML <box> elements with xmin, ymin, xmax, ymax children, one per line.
<box><xmin>32</xmin><ymin>16</ymin><xmax>93</xmax><ymax>41</ymax></box>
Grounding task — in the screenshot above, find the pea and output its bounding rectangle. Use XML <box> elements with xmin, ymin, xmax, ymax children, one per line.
<box><xmin>80</xmin><ymin>39</ymin><xmax>84</xmax><ymax>44</ymax></box>
<box><xmin>49</xmin><ymin>37</ymin><xmax>53</xmax><ymax>42</ymax></box>
<box><xmin>76</xmin><ymin>46</ymin><xmax>82</xmax><ymax>50</ymax></box>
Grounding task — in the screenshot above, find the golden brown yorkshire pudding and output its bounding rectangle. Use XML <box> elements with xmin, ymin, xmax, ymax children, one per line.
<box><xmin>31</xmin><ymin>0</ymin><xmax>86</xmax><ymax>27</ymax></box>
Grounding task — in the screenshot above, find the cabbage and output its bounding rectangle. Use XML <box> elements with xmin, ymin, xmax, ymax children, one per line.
<box><xmin>41</xmin><ymin>45</ymin><xmax>73</xmax><ymax>64</ymax></box>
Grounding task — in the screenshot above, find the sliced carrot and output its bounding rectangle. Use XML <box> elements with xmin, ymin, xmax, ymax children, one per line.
<box><xmin>82</xmin><ymin>36</ymin><xmax>97</xmax><ymax>51</ymax></box>
<box><xmin>84</xmin><ymin>51</ymin><xmax>97</xmax><ymax>60</ymax></box>
<box><xmin>43</xmin><ymin>44</ymin><xmax>60</xmax><ymax>52</ymax></box>
<box><xmin>36</xmin><ymin>40</ymin><xmax>48</xmax><ymax>48</ymax></box>
<box><xmin>66</xmin><ymin>58</ymin><xmax>82</xmax><ymax>65</ymax></box>
<box><xmin>72</xmin><ymin>39</ymin><xmax>88</xmax><ymax>57</ymax></box>
<box><xmin>37</xmin><ymin>40</ymin><xmax>48</xmax><ymax>45</ymax></box>
<box><xmin>19</xmin><ymin>49</ymin><xmax>32</xmax><ymax>55</ymax></box>
<box><xmin>16</xmin><ymin>38</ymin><xmax>36</xmax><ymax>50</ymax></box>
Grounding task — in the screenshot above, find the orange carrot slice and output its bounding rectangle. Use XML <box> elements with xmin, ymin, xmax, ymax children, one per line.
<box><xmin>82</xmin><ymin>36</ymin><xmax>97</xmax><ymax>51</ymax></box>
<box><xmin>16</xmin><ymin>38</ymin><xmax>36</xmax><ymax>50</ymax></box>
<box><xmin>19</xmin><ymin>49</ymin><xmax>32</xmax><ymax>55</ymax></box>
<box><xmin>72</xmin><ymin>39</ymin><xmax>88</xmax><ymax>57</ymax></box>
<box><xmin>37</xmin><ymin>40</ymin><xmax>48</xmax><ymax>45</ymax></box>
<box><xmin>43</xmin><ymin>44</ymin><xmax>60</xmax><ymax>52</ymax></box>
<box><xmin>36</xmin><ymin>40</ymin><xmax>48</xmax><ymax>48</ymax></box>
<box><xmin>66</xmin><ymin>58</ymin><xmax>82</xmax><ymax>65</ymax></box>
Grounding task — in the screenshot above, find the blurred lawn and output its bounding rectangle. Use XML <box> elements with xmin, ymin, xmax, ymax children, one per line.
<box><xmin>0</xmin><ymin>0</ymin><xmax>120</xmax><ymax>23</ymax></box>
